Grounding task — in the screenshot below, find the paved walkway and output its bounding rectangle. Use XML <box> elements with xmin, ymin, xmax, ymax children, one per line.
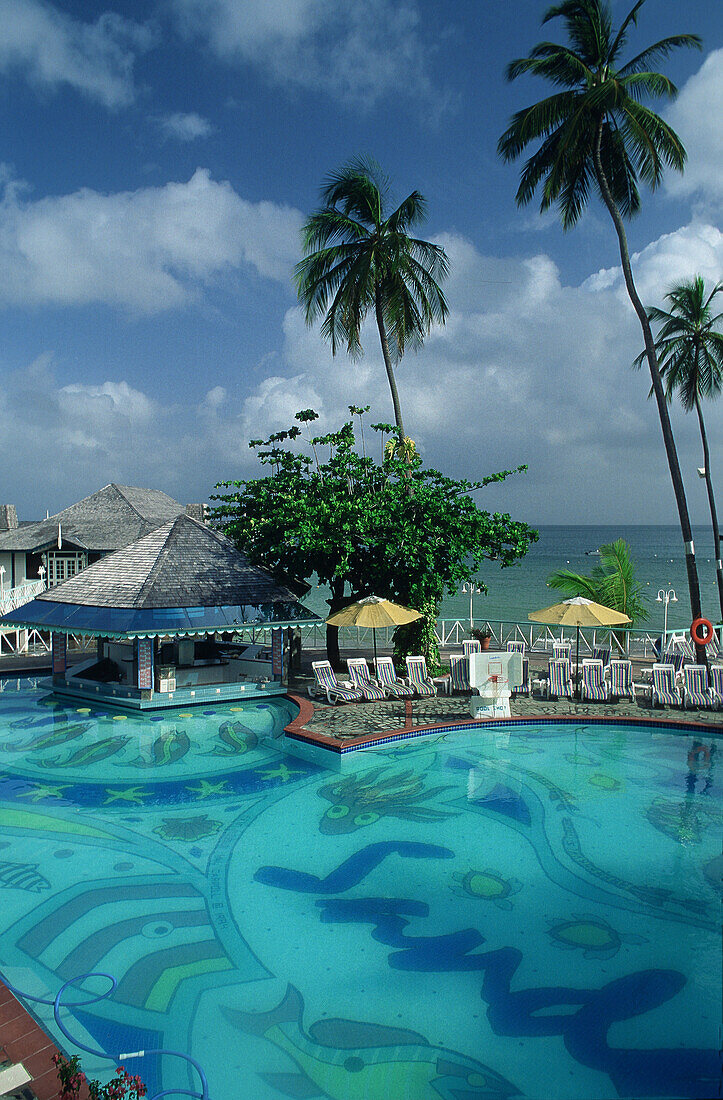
<box><xmin>287</xmin><ymin>673</ymin><xmax>723</xmax><ymax>750</ymax></box>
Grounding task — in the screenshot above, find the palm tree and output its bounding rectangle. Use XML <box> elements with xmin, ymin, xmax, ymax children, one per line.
<box><xmin>548</xmin><ymin>538</ymin><xmax>648</xmax><ymax>623</ymax></box>
<box><xmin>497</xmin><ymin>0</ymin><xmax>705</xmax><ymax>651</ymax></box>
<box><xmin>635</xmin><ymin>276</ymin><xmax>723</xmax><ymax>619</ymax></box>
<box><xmin>295</xmin><ymin>157</ymin><xmax>449</xmax><ymax>444</ymax></box>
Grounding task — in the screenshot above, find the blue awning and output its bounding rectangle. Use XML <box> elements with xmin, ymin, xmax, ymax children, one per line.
<box><xmin>0</xmin><ymin>598</ymin><xmax>318</xmax><ymax>638</ymax></box>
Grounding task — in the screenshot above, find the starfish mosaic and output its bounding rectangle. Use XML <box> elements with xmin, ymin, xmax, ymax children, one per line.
<box><xmin>185</xmin><ymin>779</ymin><xmax>229</xmax><ymax>799</ymax></box>
<box><xmin>17</xmin><ymin>783</ymin><xmax>71</xmax><ymax>802</ymax></box>
<box><xmin>103</xmin><ymin>786</ymin><xmax>149</xmax><ymax>805</ymax></box>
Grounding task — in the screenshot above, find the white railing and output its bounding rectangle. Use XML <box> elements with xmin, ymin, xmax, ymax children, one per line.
<box><xmin>0</xmin><ymin>579</ymin><xmax>44</xmax><ymax>616</ymax></box>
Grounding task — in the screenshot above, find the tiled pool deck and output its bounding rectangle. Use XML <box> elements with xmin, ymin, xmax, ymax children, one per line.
<box><xmin>285</xmin><ymin>675</ymin><xmax>723</xmax><ymax>752</ymax></box>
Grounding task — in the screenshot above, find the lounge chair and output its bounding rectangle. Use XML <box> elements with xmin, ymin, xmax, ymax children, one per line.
<box><xmin>546</xmin><ymin>657</ymin><xmax>573</xmax><ymax>699</ymax></box>
<box><xmin>449</xmin><ymin>654</ymin><xmax>471</xmax><ymax>693</ymax></box>
<box><xmin>310</xmin><ymin>661</ymin><xmax>365</xmax><ymax>705</ymax></box>
<box><xmin>709</xmin><ymin>664</ymin><xmax>723</xmax><ymax>708</ymax></box>
<box><xmin>506</xmin><ymin>640</ymin><xmax>525</xmax><ymax>654</ymax></box>
<box><xmin>463</xmin><ymin>639</ymin><xmax>482</xmax><ymax>658</ymax></box>
<box><xmin>606</xmin><ymin>659</ymin><xmax>635</xmax><ymax>701</ymax></box>
<box><xmin>580</xmin><ymin>659</ymin><xmax>609</xmax><ymax>702</ymax></box>
<box><xmin>651</xmin><ymin>664</ymin><xmax>683</xmax><ymax>709</ymax></box>
<box><xmin>346</xmin><ymin>658</ymin><xmax>388</xmax><ymax>700</ymax></box>
<box><xmin>593</xmin><ymin>645</ymin><xmax>611</xmax><ymax>666</ymax></box>
<box><xmin>553</xmin><ymin>641</ymin><xmax>572</xmax><ymax>662</ymax></box>
<box><xmin>681</xmin><ymin>664</ymin><xmax>717</xmax><ymax>710</ymax></box>
<box><xmin>375</xmin><ymin>657</ymin><xmax>414</xmax><ymax>697</ymax></box>
<box><xmin>405</xmin><ymin>655</ymin><xmax>437</xmax><ymax>696</ymax></box>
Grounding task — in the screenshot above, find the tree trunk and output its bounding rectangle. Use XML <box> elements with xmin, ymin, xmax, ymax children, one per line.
<box><xmin>375</xmin><ymin>288</ymin><xmax>406</xmax><ymax>444</ymax></box>
<box><xmin>592</xmin><ymin>125</ymin><xmax>705</xmax><ymax>663</ymax></box>
<box><xmin>325</xmin><ymin>580</ymin><xmax>347</xmax><ymax>668</ymax></box>
<box><xmin>694</xmin><ymin>393</ymin><xmax>723</xmax><ymax>622</ymax></box>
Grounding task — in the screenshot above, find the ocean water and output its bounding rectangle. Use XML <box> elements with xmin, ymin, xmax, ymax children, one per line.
<box><xmin>303</xmin><ymin>526</ymin><xmax>721</xmax><ymax>632</ymax></box>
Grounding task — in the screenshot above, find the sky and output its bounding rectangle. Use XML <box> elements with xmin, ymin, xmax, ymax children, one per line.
<box><xmin>0</xmin><ymin>0</ymin><xmax>721</xmax><ymax>526</ymax></box>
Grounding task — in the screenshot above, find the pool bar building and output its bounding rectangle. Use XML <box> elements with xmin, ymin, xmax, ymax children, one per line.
<box><xmin>0</xmin><ymin>514</ymin><xmax>317</xmax><ymax>709</ymax></box>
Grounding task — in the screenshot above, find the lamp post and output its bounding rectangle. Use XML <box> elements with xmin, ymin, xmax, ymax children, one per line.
<box><xmin>0</xmin><ymin>565</ymin><xmax>5</xmax><ymax>600</ymax></box>
<box><xmin>38</xmin><ymin>564</ymin><xmax>46</xmax><ymax>590</ymax></box>
<box><xmin>462</xmin><ymin>581</ymin><xmax>483</xmax><ymax>629</ymax></box>
<box><xmin>656</xmin><ymin>587</ymin><xmax>677</xmax><ymax>655</ymax></box>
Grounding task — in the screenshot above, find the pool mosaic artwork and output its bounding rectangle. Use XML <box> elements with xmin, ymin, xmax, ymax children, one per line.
<box><xmin>0</xmin><ymin>680</ymin><xmax>720</xmax><ymax>1099</ymax></box>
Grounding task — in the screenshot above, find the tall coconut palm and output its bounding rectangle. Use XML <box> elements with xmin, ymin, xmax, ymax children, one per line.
<box><xmin>497</xmin><ymin>0</ymin><xmax>705</xmax><ymax>651</ymax></box>
<box><xmin>295</xmin><ymin>157</ymin><xmax>449</xmax><ymax>444</ymax></box>
<box><xmin>635</xmin><ymin>276</ymin><xmax>723</xmax><ymax>619</ymax></box>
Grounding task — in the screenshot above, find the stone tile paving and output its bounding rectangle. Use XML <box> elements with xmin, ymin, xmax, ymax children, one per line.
<box><xmin>291</xmin><ymin>675</ymin><xmax>723</xmax><ymax>744</ymax></box>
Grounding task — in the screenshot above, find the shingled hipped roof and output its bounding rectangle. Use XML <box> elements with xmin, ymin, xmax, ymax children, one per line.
<box><xmin>0</xmin><ymin>484</ymin><xmax>185</xmax><ymax>553</ymax></box>
<box><xmin>0</xmin><ymin>515</ymin><xmax>316</xmax><ymax>636</ymax></box>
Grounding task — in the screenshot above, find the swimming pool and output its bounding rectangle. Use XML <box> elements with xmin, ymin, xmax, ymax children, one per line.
<box><xmin>0</xmin><ymin>680</ymin><xmax>720</xmax><ymax>1100</ymax></box>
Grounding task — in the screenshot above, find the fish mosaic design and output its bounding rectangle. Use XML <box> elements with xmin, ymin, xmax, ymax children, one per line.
<box><xmin>132</xmin><ymin>731</ymin><xmax>191</xmax><ymax>768</ymax></box>
<box><xmin>204</xmin><ymin>721</ymin><xmax>259</xmax><ymax>757</ymax></box>
<box><xmin>15</xmin><ymin>878</ymin><xmax>236</xmax><ymax>1013</ymax></box>
<box><xmin>0</xmin><ymin>860</ymin><xmax>50</xmax><ymax>892</ymax></box>
<box><xmin>452</xmin><ymin>869</ymin><xmax>522</xmax><ymax>910</ymax></box>
<box><xmin>545</xmin><ymin>914</ymin><xmax>646</xmax><ymax>959</ymax></box>
<box><xmin>1</xmin><ymin>723</ymin><xmax>90</xmax><ymax>754</ymax></box>
<box><xmin>317</xmin><ymin>767</ymin><xmax>457</xmax><ymax>834</ymax></box>
<box><xmin>152</xmin><ymin>815</ymin><xmax>222</xmax><ymax>843</ymax></box>
<box><xmin>222</xmin><ymin>984</ymin><xmax>519</xmax><ymax>1100</ymax></box>
<box><xmin>39</xmin><ymin>735</ymin><xmax>130</xmax><ymax>769</ymax></box>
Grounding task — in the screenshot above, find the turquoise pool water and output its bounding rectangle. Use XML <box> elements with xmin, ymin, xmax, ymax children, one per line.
<box><xmin>0</xmin><ymin>680</ymin><xmax>720</xmax><ymax>1100</ymax></box>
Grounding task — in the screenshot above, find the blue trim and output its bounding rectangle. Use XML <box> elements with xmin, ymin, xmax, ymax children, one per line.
<box><xmin>0</xmin><ymin>597</ymin><xmax>318</xmax><ymax>636</ymax></box>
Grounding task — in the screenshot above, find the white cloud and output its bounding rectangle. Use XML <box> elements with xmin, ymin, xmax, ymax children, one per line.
<box><xmin>666</xmin><ymin>50</ymin><xmax>723</xmax><ymax>213</ymax></box>
<box><xmin>0</xmin><ymin>0</ymin><xmax>152</xmax><ymax>107</ymax></box>
<box><xmin>170</xmin><ymin>0</ymin><xmax>439</xmax><ymax>110</ymax></box>
<box><xmin>585</xmin><ymin>222</ymin><xmax>723</xmax><ymax>302</ymax></box>
<box><xmin>0</xmin><ymin>168</ymin><xmax>303</xmax><ymax>312</ymax></box>
<box><xmin>156</xmin><ymin>111</ymin><xmax>214</xmax><ymax>141</ymax></box>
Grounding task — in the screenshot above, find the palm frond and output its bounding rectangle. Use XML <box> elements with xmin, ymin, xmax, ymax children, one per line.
<box><xmin>618</xmin><ymin>33</ymin><xmax>702</xmax><ymax>75</ymax></box>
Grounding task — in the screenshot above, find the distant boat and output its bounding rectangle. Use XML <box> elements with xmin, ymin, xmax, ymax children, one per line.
<box><xmin>585</xmin><ymin>549</ymin><xmax>601</xmax><ymax>556</ymax></box>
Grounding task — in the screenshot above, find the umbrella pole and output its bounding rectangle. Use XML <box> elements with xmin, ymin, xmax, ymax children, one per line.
<box><xmin>575</xmin><ymin>625</ymin><xmax>581</xmax><ymax>700</ymax></box>
<box><xmin>373</xmin><ymin>628</ymin><xmax>378</xmax><ymax>667</ymax></box>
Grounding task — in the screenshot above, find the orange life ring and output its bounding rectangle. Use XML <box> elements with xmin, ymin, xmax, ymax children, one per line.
<box><xmin>690</xmin><ymin>617</ymin><xmax>714</xmax><ymax>647</ymax></box>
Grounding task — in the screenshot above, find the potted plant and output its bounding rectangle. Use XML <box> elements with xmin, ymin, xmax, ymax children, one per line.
<box><xmin>471</xmin><ymin>626</ymin><xmax>492</xmax><ymax>651</ymax></box>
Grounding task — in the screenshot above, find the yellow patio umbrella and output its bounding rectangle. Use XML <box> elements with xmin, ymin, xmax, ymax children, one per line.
<box><xmin>326</xmin><ymin>596</ymin><xmax>421</xmax><ymax>662</ymax></box>
<box><xmin>528</xmin><ymin>596</ymin><xmax>631</xmax><ymax>697</ymax></box>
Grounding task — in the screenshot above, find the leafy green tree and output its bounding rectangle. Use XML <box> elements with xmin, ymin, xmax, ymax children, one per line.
<box><xmin>497</xmin><ymin>0</ymin><xmax>705</xmax><ymax>650</ymax></box>
<box><xmin>548</xmin><ymin>538</ymin><xmax>649</xmax><ymax>623</ymax></box>
<box><xmin>295</xmin><ymin>157</ymin><xmax>449</xmax><ymax>444</ymax></box>
<box><xmin>211</xmin><ymin>411</ymin><xmax>537</xmax><ymax>668</ymax></box>
<box><xmin>635</xmin><ymin>276</ymin><xmax>723</xmax><ymax>620</ymax></box>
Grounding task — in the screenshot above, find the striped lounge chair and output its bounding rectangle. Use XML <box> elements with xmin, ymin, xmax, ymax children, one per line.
<box><xmin>346</xmin><ymin>658</ymin><xmax>387</xmax><ymax>700</ymax></box>
<box><xmin>449</xmin><ymin>654</ymin><xmax>471</xmax><ymax>693</ymax></box>
<box><xmin>593</xmin><ymin>645</ymin><xmax>611</xmax><ymax>667</ymax></box>
<box><xmin>506</xmin><ymin>640</ymin><xmax>525</xmax><ymax>654</ymax></box>
<box><xmin>709</xmin><ymin>665</ymin><xmax>723</xmax><ymax>708</ymax></box>
<box><xmin>607</xmin><ymin>659</ymin><xmax>635</xmax><ymax>701</ymax></box>
<box><xmin>553</xmin><ymin>641</ymin><xmax>572</xmax><ymax>662</ymax></box>
<box><xmin>375</xmin><ymin>657</ymin><xmax>414</xmax><ymax>697</ymax></box>
<box><xmin>580</xmin><ymin>659</ymin><xmax>609</xmax><ymax>702</ymax></box>
<box><xmin>681</xmin><ymin>665</ymin><xmax>717</xmax><ymax>710</ymax></box>
<box><xmin>310</xmin><ymin>661</ymin><xmax>364</xmax><ymax>705</ymax></box>
<box><xmin>651</xmin><ymin>664</ymin><xmax>682</xmax><ymax>709</ymax></box>
<box><xmin>405</xmin><ymin>655</ymin><xmax>437</xmax><ymax>696</ymax></box>
<box><xmin>463</xmin><ymin>639</ymin><xmax>482</xmax><ymax>658</ymax></box>
<box><xmin>546</xmin><ymin>658</ymin><xmax>573</xmax><ymax>699</ymax></box>
<box><xmin>512</xmin><ymin>656</ymin><xmax>530</xmax><ymax>695</ymax></box>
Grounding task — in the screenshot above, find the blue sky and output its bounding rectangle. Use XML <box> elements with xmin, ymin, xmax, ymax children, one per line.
<box><xmin>1</xmin><ymin>0</ymin><xmax>721</xmax><ymax>525</ymax></box>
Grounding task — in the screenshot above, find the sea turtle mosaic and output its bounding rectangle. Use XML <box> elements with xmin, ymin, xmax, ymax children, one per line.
<box><xmin>452</xmin><ymin>868</ymin><xmax>522</xmax><ymax>909</ymax></box>
<box><xmin>545</xmin><ymin>914</ymin><xmax>646</xmax><ymax>959</ymax></box>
